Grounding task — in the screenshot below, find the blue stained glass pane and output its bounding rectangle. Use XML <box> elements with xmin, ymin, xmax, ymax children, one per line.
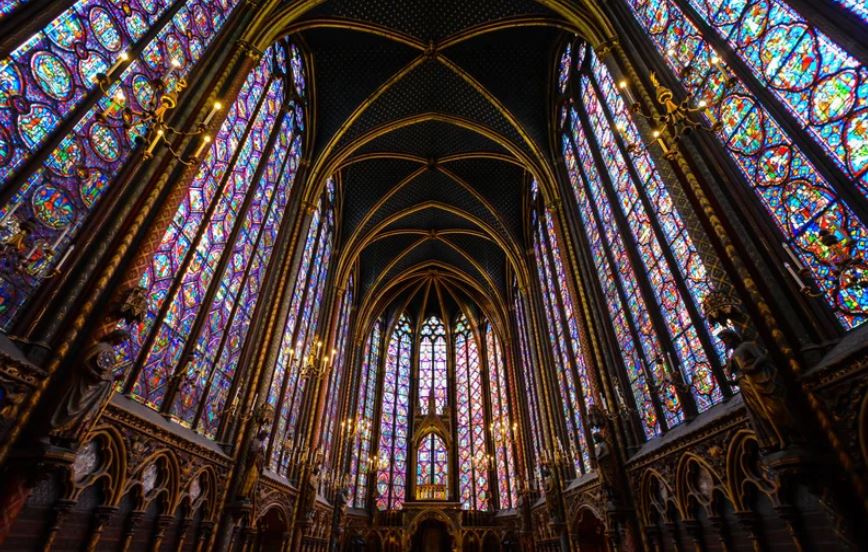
<box><xmin>376</xmin><ymin>314</ymin><xmax>412</xmax><ymax>511</ymax></box>
<box><xmin>624</xmin><ymin>0</ymin><xmax>867</xmax><ymax>329</ymax></box>
<box><xmin>455</xmin><ymin>314</ymin><xmax>490</xmax><ymax>510</ymax></box>
<box><xmin>0</xmin><ymin>0</ymin><xmax>241</xmax><ymax>329</ymax></box>
<box><xmin>127</xmin><ymin>52</ymin><xmax>281</xmax><ymax>410</ymax></box>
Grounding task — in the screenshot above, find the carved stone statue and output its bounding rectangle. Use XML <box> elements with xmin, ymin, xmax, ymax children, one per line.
<box><xmin>716</xmin><ymin>326</ymin><xmax>803</xmax><ymax>452</ymax></box>
<box><xmin>48</xmin><ymin>338</ymin><xmax>122</xmax><ymax>439</ymax></box>
<box><xmin>239</xmin><ymin>404</ymin><xmax>274</xmax><ymax>501</ymax></box>
<box><xmin>702</xmin><ymin>290</ymin><xmax>803</xmax><ymax>453</ymax></box>
<box><xmin>303</xmin><ymin>460</ymin><xmax>322</xmax><ymax>521</ymax></box>
<box><xmin>47</xmin><ymin>286</ymin><xmax>147</xmax><ymax>444</ymax></box>
<box><xmin>588</xmin><ymin>405</ymin><xmax>617</xmax><ymax>502</ymax></box>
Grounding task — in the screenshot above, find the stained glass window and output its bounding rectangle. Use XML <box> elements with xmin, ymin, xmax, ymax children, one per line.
<box><xmin>0</xmin><ymin>0</ymin><xmax>241</xmax><ymax>328</ymax></box>
<box><xmin>115</xmin><ymin>41</ymin><xmax>304</xmax><ymax>439</ymax></box>
<box><xmin>266</xmin><ymin>179</ymin><xmax>335</xmax><ymax>474</ymax></box>
<box><xmin>375</xmin><ymin>314</ymin><xmax>412</xmax><ymax>511</ymax></box>
<box><xmin>417</xmin><ymin>315</ymin><xmax>448</xmax><ymax>414</ymax></box>
<box><xmin>349</xmin><ymin>317</ymin><xmax>384</xmax><ymax>509</ymax></box>
<box><xmin>683</xmin><ymin>0</ymin><xmax>867</xmax><ymax>197</ymax></box>
<box><xmin>416</xmin><ymin>432</ymin><xmax>448</xmax><ymax>491</ymax></box>
<box><xmin>559</xmin><ymin>41</ymin><xmax>736</xmax><ymax>436</ymax></box>
<box><xmin>513</xmin><ymin>285</ymin><xmax>544</xmax><ymax>489</ymax></box>
<box><xmin>323</xmin><ymin>275</ymin><xmax>354</xmax><ymax>464</ymax></box>
<box><xmin>485</xmin><ymin>323</ymin><xmax>517</xmax><ymax>510</ymax></box>
<box><xmin>623</xmin><ymin>0</ymin><xmax>867</xmax><ymax>329</ymax></box>
<box><xmin>455</xmin><ymin>313</ymin><xmax>490</xmax><ymax>511</ymax></box>
<box><xmin>530</xmin><ymin>194</ymin><xmax>591</xmax><ymax>473</ymax></box>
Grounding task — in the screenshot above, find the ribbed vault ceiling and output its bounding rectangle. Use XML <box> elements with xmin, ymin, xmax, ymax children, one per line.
<box><xmin>295</xmin><ymin>0</ymin><xmax>576</xmax><ymax>322</ymax></box>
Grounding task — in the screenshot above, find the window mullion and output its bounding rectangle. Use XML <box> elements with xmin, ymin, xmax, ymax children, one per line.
<box><xmin>266</xmin><ymin>211</ymin><xmax>326</xmax><ymax>466</ymax></box>
<box><xmin>534</xmin><ymin>224</ymin><xmax>585</xmax><ymax>468</ymax></box>
<box><xmin>540</xmin><ymin>215</ymin><xmax>592</xmax><ymax>473</ymax></box>
<box><xmin>586</xmin><ymin>69</ymin><xmax>729</xmax><ymax>397</ymax></box>
<box><xmin>190</xmin><ymin>116</ymin><xmax>296</xmax><ymax>430</ymax></box>
<box><xmin>569</xmin><ymin>99</ymin><xmax>687</xmax><ymax>426</ymax></box>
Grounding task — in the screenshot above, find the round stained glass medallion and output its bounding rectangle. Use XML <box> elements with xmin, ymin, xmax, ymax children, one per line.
<box><xmin>89</xmin><ymin>122</ymin><xmax>121</xmax><ymax>162</ymax></box>
<box><xmin>760</xmin><ymin>24</ymin><xmax>818</xmax><ymax>92</ymax></box>
<box><xmin>30</xmin><ymin>51</ymin><xmax>73</xmax><ymax>101</ymax></box>
<box><xmin>192</xmin><ymin>4</ymin><xmax>210</xmax><ymax>34</ymax></box>
<box><xmin>80</xmin><ymin>169</ymin><xmax>110</xmax><ymax>208</ymax></box>
<box><xmin>45</xmin><ymin>11</ymin><xmax>86</xmax><ymax>51</ymax></box>
<box><xmin>131</xmin><ymin>74</ymin><xmax>155</xmax><ymax>109</ymax></box>
<box><xmin>46</xmin><ymin>136</ymin><xmax>83</xmax><ymax>176</ymax></box>
<box><xmin>31</xmin><ymin>184</ymin><xmax>75</xmax><ymax>229</ymax></box>
<box><xmin>163</xmin><ymin>34</ymin><xmax>186</xmax><ymax>67</ymax></box>
<box><xmin>77</xmin><ymin>52</ymin><xmax>109</xmax><ymax>86</ymax></box>
<box><xmin>89</xmin><ymin>7</ymin><xmax>123</xmax><ymax>52</ymax></box>
<box><xmin>810</xmin><ymin>70</ymin><xmax>857</xmax><ymax>125</ymax></box>
<box><xmin>137</xmin><ymin>0</ymin><xmax>159</xmax><ymax>15</ymax></box>
<box><xmin>0</xmin><ymin>61</ymin><xmax>24</xmax><ymax>108</ymax></box>
<box><xmin>845</xmin><ymin>111</ymin><xmax>867</xmax><ymax>180</ymax></box>
<box><xmin>17</xmin><ymin>104</ymin><xmax>59</xmax><ymax>150</ymax></box>
<box><xmin>125</xmin><ymin>10</ymin><xmax>149</xmax><ymax>41</ymax></box>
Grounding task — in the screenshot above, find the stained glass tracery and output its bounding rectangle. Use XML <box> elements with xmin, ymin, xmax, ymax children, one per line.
<box><xmin>323</xmin><ymin>276</ymin><xmax>354</xmax><ymax>463</ymax></box>
<box><xmin>513</xmin><ymin>285</ymin><xmax>544</xmax><ymax>488</ymax></box>
<box><xmin>531</xmin><ymin>195</ymin><xmax>592</xmax><ymax>471</ymax></box>
<box><xmin>350</xmin><ymin>317</ymin><xmax>384</xmax><ymax>509</ymax></box>
<box><xmin>416</xmin><ymin>432</ymin><xmax>448</xmax><ymax>491</ymax></box>
<box><xmin>623</xmin><ymin>0</ymin><xmax>868</xmax><ymax>329</ymax></box>
<box><xmin>418</xmin><ymin>315</ymin><xmax>447</xmax><ymax>414</ymax></box>
<box><xmin>558</xmin><ymin>41</ymin><xmax>737</xmax><ymax>436</ymax></box>
<box><xmin>267</xmin><ymin>179</ymin><xmax>335</xmax><ymax>473</ymax></box>
<box><xmin>455</xmin><ymin>313</ymin><xmax>490</xmax><ymax>511</ymax></box>
<box><xmin>376</xmin><ymin>314</ymin><xmax>412</xmax><ymax>511</ymax></box>
<box><xmin>116</xmin><ymin>41</ymin><xmax>304</xmax><ymax>439</ymax></box>
<box><xmin>486</xmin><ymin>323</ymin><xmax>517</xmax><ymax>510</ymax></box>
<box><xmin>0</xmin><ymin>0</ymin><xmax>241</xmax><ymax>327</ymax></box>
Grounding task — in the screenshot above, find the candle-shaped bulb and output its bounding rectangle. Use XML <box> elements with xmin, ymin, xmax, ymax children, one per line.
<box><xmin>203</xmin><ymin>101</ymin><xmax>223</xmax><ymax>125</ymax></box>
<box><xmin>171</xmin><ymin>58</ymin><xmax>181</xmax><ymax>68</ymax></box>
<box><xmin>652</xmin><ymin>129</ymin><xmax>662</xmax><ymax>138</ymax></box>
<box><xmin>146</xmin><ymin>130</ymin><xmax>164</xmax><ymax>155</ymax></box>
<box><xmin>114</xmin><ymin>88</ymin><xmax>126</xmax><ymax>103</ymax></box>
<box><xmin>194</xmin><ymin>134</ymin><xmax>212</xmax><ymax>158</ymax></box>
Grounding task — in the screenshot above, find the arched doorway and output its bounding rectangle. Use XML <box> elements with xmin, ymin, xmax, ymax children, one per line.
<box><xmin>574</xmin><ymin>508</ymin><xmax>606</xmax><ymax>552</ymax></box>
<box><xmin>411</xmin><ymin>519</ymin><xmax>452</xmax><ymax>552</ymax></box>
<box><xmin>254</xmin><ymin>507</ymin><xmax>288</xmax><ymax>551</ymax></box>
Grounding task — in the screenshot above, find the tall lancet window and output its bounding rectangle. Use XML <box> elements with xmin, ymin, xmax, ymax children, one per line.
<box><xmin>322</xmin><ymin>275</ymin><xmax>354</xmax><ymax>464</ymax></box>
<box><xmin>623</xmin><ymin>0</ymin><xmax>867</xmax><ymax>329</ymax></box>
<box><xmin>485</xmin><ymin>322</ymin><xmax>517</xmax><ymax>510</ymax></box>
<box><xmin>417</xmin><ymin>316</ymin><xmax>448</xmax><ymax>414</ymax></box>
<box><xmin>117</xmin><ymin>41</ymin><xmax>304</xmax><ymax>438</ymax></box>
<box><xmin>416</xmin><ymin>432</ymin><xmax>448</xmax><ymax>497</ymax></box>
<box><xmin>266</xmin><ymin>179</ymin><xmax>335</xmax><ymax>474</ymax></box>
<box><xmin>530</xmin><ymin>183</ymin><xmax>592</xmax><ymax>473</ymax></box>
<box><xmin>376</xmin><ymin>314</ymin><xmax>412</xmax><ymax>511</ymax></box>
<box><xmin>349</xmin><ymin>316</ymin><xmax>384</xmax><ymax>509</ymax></box>
<box><xmin>513</xmin><ymin>282</ymin><xmax>544</xmax><ymax>489</ymax></box>
<box><xmin>454</xmin><ymin>313</ymin><xmax>489</xmax><ymax>510</ymax></box>
<box><xmin>560</xmin><ymin>42</ymin><xmax>737</xmax><ymax>436</ymax></box>
<box><xmin>0</xmin><ymin>0</ymin><xmax>242</xmax><ymax>327</ymax></box>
